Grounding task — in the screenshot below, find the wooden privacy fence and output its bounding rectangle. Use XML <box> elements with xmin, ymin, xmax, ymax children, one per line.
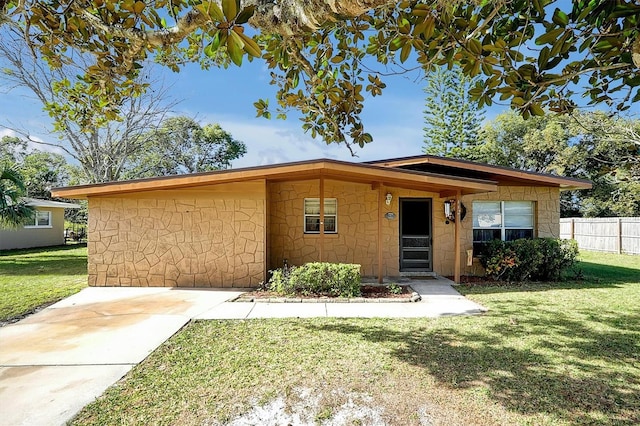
<box><xmin>560</xmin><ymin>217</ymin><xmax>640</xmax><ymax>255</ymax></box>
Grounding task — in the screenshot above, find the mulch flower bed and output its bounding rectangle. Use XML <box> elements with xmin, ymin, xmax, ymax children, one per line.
<box><xmin>446</xmin><ymin>275</ymin><xmax>492</xmax><ymax>284</ymax></box>
<box><xmin>234</xmin><ymin>284</ymin><xmax>421</xmax><ymax>303</ymax></box>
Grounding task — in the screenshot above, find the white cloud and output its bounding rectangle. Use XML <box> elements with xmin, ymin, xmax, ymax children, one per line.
<box><xmin>0</xmin><ymin>128</ymin><xmax>17</xmax><ymax>139</ymax></box>
<box><xmin>1</xmin><ymin>126</ymin><xmax>65</xmax><ymax>156</ymax></box>
<box><xmin>193</xmin><ymin>106</ymin><xmax>424</xmax><ymax>169</ymax></box>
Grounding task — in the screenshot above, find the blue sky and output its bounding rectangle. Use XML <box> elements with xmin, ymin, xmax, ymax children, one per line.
<box><xmin>0</xmin><ymin>47</ymin><xmax>508</xmax><ymax>169</ymax></box>
<box><xmin>1</xmin><ymin>0</ymin><xmax>638</xmax><ymax>170</ymax></box>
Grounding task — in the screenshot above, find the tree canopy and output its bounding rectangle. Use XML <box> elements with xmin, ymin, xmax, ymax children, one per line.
<box><xmin>122</xmin><ymin>116</ymin><xmax>247</xmax><ymax>179</ymax></box>
<box><xmin>423</xmin><ymin>66</ymin><xmax>484</xmax><ymax>158</ymax></box>
<box><xmin>474</xmin><ymin>111</ymin><xmax>640</xmax><ymax>217</ymax></box>
<box><xmin>0</xmin><ymin>165</ymin><xmax>35</xmax><ymax>229</ymax></box>
<box><xmin>2</xmin><ymin>1</ymin><xmax>639</xmax><ymax>150</ymax></box>
<box><xmin>0</xmin><ymin>28</ymin><xmax>176</xmax><ymax>183</ymax></box>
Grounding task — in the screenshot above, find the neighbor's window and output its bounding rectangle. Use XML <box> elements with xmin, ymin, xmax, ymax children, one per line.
<box><xmin>472</xmin><ymin>201</ymin><xmax>534</xmax><ymax>254</ymax></box>
<box><xmin>304</xmin><ymin>198</ymin><xmax>337</xmax><ymax>233</ymax></box>
<box><xmin>25</xmin><ymin>211</ymin><xmax>52</xmax><ymax>228</ymax></box>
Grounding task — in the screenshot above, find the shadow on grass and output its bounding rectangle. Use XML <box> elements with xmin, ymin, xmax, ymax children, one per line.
<box><xmin>0</xmin><ymin>243</ymin><xmax>86</xmax><ymax>256</ymax></box>
<box><xmin>0</xmin><ymin>244</ymin><xmax>87</xmax><ymax>276</ymax></box>
<box><xmin>578</xmin><ymin>261</ymin><xmax>640</xmax><ymax>283</ymax></box>
<box><xmin>305</xmin><ymin>310</ymin><xmax>640</xmax><ymax>425</ymax></box>
<box><xmin>458</xmin><ymin>280</ymin><xmax>625</xmax><ymax>296</ymax></box>
<box><xmin>459</xmin><ymin>257</ymin><xmax>639</xmax><ymax>296</ymax></box>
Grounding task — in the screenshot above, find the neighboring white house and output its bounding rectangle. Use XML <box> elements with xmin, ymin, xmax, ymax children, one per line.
<box><xmin>0</xmin><ymin>198</ymin><xmax>81</xmax><ymax>251</ymax></box>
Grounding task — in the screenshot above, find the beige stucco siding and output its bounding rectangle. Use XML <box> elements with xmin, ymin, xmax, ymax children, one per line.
<box><xmin>87</xmin><ymin>181</ymin><xmax>265</xmax><ymax>287</ymax></box>
<box><xmin>268</xmin><ymin>180</ymin><xmax>561</xmax><ymax>278</ymax></box>
<box><xmin>0</xmin><ymin>207</ymin><xmax>66</xmax><ymax>250</ymax></box>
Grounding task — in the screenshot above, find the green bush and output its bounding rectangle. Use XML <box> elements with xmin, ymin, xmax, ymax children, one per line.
<box><xmin>268</xmin><ymin>262</ymin><xmax>361</xmax><ymax>297</ymax></box>
<box><xmin>480</xmin><ymin>238</ymin><xmax>578</xmax><ymax>282</ymax></box>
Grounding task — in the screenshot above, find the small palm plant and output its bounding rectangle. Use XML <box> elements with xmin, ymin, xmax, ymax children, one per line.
<box><xmin>0</xmin><ymin>166</ymin><xmax>35</xmax><ymax>229</ymax></box>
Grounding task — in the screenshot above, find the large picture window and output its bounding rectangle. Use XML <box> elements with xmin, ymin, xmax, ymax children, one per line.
<box><xmin>304</xmin><ymin>198</ymin><xmax>337</xmax><ymax>233</ymax></box>
<box><xmin>24</xmin><ymin>211</ymin><xmax>52</xmax><ymax>228</ymax></box>
<box><xmin>472</xmin><ymin>201</ymin><xmax>534</xmax><ymax>254</ymax></box>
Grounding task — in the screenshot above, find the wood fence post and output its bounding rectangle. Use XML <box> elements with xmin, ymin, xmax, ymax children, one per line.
<box><xmin>617</xmin><ymin>217</ymin><xmax>622</xmax><ymax>254</ymax></box>
<box><xmin>570</xmin><ymin>218</ymin><xmax>575</xmax><ymax>240</ymax></box>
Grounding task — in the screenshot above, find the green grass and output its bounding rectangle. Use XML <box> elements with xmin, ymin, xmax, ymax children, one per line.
<box><xmin>0</xmin><ymin>245</ymin><xmax>87</xmax><ymax>322</ymax></box>
<box><xmin>71</xmin><ymin>251</ymin><xmax>640</xmax><ymax>425</ymax></box>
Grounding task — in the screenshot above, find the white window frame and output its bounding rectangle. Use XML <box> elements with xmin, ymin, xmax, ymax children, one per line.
<box><xmin>304</xmin><ymin>198</ymin><xmax>338</xmax><ymax>234</ymax></box>
<box><xmin>472</xmin><ymin>201</ymin><xmax>534</xmax><ymax>252</ymax></box>
<box><xmin>24</xmin><ymin>210</ymin><xmax>52</xmax><ymax>229</ymax></box>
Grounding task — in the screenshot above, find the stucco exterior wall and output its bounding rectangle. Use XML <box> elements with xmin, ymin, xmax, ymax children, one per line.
<box><xmin>0</xmin><ymin>207</ymin><xmax>66</xmax><ymax>250</ymax></box>
<box><xmin>87</xmin><ymin>181</ymin><xmax>265</xmax><ymax>287</ymax></box>
<box><xmin>268</xmin><ymin>181</ymin><xmax>561</xmax><ymax>278</ymax></box>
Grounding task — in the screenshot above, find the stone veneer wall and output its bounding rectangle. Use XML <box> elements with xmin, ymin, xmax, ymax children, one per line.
<box><xmin>267</xmin><ymin>180</ymin><xmax>450</xmax><ymax>277</ymax></box>
<box><xmin>87</xmin><ymin>181</ymin><xmax>265</xmax><ymax>287</ymax></box>
<box><xmin>461</xmin><ymin>185</ymin><xmax>561</xmax><ymax>276</ymax></box>
<box><xmin>268</xmin><ymin>180</ymin><xmax>379</xmax><ymax>275</ymax></box>
<box><xmin>268</xmin><ymin>180</ymin><xmax>561</xmax><ymax>278</ymax></box>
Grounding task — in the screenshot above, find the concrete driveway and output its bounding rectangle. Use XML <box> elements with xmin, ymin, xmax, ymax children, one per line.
<box><xmin>0</xmin><ymin>287</ymin><xmax>243</xmax><ymax>426</ymax></box>
<box><xmin>0</xmin><ymin>278</ymin><xmax>485</xmax><ymax>425</ymax></box>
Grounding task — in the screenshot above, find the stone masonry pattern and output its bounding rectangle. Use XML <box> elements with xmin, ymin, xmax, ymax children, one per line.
<box><xmin>87</xmin><ymin>187</ymin><xmax>265</xmax><ymax>288</ymax></box>
<box><xmin>269</xmin><ymin>180</ymin><xmax>560</xmax><ymax>278</ymax></box>
<box><xmin>86</xmin><ymin>180</ymin><xmax>560</xmax><ymax>287</ymax></box>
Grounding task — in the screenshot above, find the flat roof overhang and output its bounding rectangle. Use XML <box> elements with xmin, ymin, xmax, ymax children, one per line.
<box><xmin>51</xmin><ymin>159</ymin><xmax>498</xmax><ymax>199</ymax></box>
<box><xmin>368</xmin><ymin>155</ymin><xmax>593</xmax><ymax>191</ymax></box>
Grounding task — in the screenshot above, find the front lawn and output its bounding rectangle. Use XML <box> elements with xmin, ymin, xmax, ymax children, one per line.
<box><xmin>0</xmin><ymin>245</ymin><xmax>87</xmax><ymax>323</ymax></box>
<box><xmin>71</xmin><ymin>251</ymin><xmax>639</xmax><ymax>425</ymax></box>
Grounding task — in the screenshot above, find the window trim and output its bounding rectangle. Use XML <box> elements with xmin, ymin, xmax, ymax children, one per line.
<box><xmin>472</xmin><ymin>201</ymin><xmax>534</xmax><ymax>254</ymax></box>
<box><xmin>24</xmin><ymin>210</ymin><xmax>53</xmax><ymax>229</ymax></box>
<box><xmin>303</xmin><ymin>198</ymin><xmax>338</xmax><ymax>234</ymax></box>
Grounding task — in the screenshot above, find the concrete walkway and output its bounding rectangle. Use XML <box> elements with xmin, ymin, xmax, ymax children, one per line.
<box><xmin>0</xmin><ymin>278</ymin><xmax>485</xmax><ymax>426</ymax></box>
<box><xmin>197</xmin><ymin>277</ymin><xmax>487</xmax><ymax>319</ymax></box>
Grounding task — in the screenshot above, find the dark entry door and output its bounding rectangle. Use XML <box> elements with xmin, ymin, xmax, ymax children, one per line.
<box><xmin>399</xmin><ymin>199</ymin><xmax>432</xmax><ymax>271</ymax></box>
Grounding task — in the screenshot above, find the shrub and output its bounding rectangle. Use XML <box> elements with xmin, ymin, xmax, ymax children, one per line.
<box><xmin>480</xmin><ymin>238</ymin><xmax>578</xmax><ymax>282</ymax></box>
<box><xmin>268</xmin><ymin>262</ymin><xmax>361</xmax><ymax>297</ymax></box>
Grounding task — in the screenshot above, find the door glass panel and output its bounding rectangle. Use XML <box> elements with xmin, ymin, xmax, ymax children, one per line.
<box><xmin>400</xmin><ymin>200</ymin><xmax>432</xmax><ymax>271</ymax></box>
<box><xmin>402</xmin><ymin>237</ymin><xmax>429</xmax><ymax>247</ymax></box>
<box><xmin>404</xmin><ymin>250</ymin><xmax>430</xmax><ymax>260</ymax></box>
<box><xmin>401</xmin><ymin>201</ymin><xmax>430</xmax><ymax>235</ymax></box>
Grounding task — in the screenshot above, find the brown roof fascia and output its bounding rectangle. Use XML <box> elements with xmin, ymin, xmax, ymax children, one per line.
<box><xmin>367</xmin><ymin>155</ymin><xmax>592</xmax><ymax>190</ymax></box>
<box><xmin>51</xmin><ymin>158</ymin><xmax>498</xmax><ymax>199</ymax></box>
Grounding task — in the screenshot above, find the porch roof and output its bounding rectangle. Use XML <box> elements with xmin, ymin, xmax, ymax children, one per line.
<box><xmin>367</xmin><ymin>155</ymin><xmax>592</xmax><ymax>190</ymax></box>
<box><xmin>51</xmin><ymin>158</ymin><xmax>498</xmax><ymax>199</ymax></box>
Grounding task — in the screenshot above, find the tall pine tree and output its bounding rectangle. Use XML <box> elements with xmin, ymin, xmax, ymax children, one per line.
<box><xmin>423</xmin><ymin>66</ymin><xmax>484</xmax><ymax>158</ymax></box>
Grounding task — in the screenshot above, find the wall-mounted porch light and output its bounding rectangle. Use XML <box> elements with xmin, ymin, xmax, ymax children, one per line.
<box><xmin>444</xmin><ymin>199</ymin><xmax>467</xmax><ymax>224</ymax></box>
<box><xmin>385</xmin><ymin>192</ymin><xmax>393</xmax><ymax>205</ymax></box>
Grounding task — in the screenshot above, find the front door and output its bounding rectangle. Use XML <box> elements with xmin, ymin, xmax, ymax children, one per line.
<box><xmin>399</xmin><ymin>199</ymin><xmax>432</xmax><ymax>271</ymax></box>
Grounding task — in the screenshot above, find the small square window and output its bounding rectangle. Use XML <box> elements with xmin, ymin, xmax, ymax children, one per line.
<box><xmin>37</xmin><ymin>212</ymin><xmax>51</xmax><ymax>226</ymax></box>
<box><xmin>304</xmin><ymin>198</ymin><xmax>337</xmax><ymax>233</ymax></box>
<box><xmin>25</xmin><ymin>211</ymin><xmax>52</xmax><ymax>228</ymax></box>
